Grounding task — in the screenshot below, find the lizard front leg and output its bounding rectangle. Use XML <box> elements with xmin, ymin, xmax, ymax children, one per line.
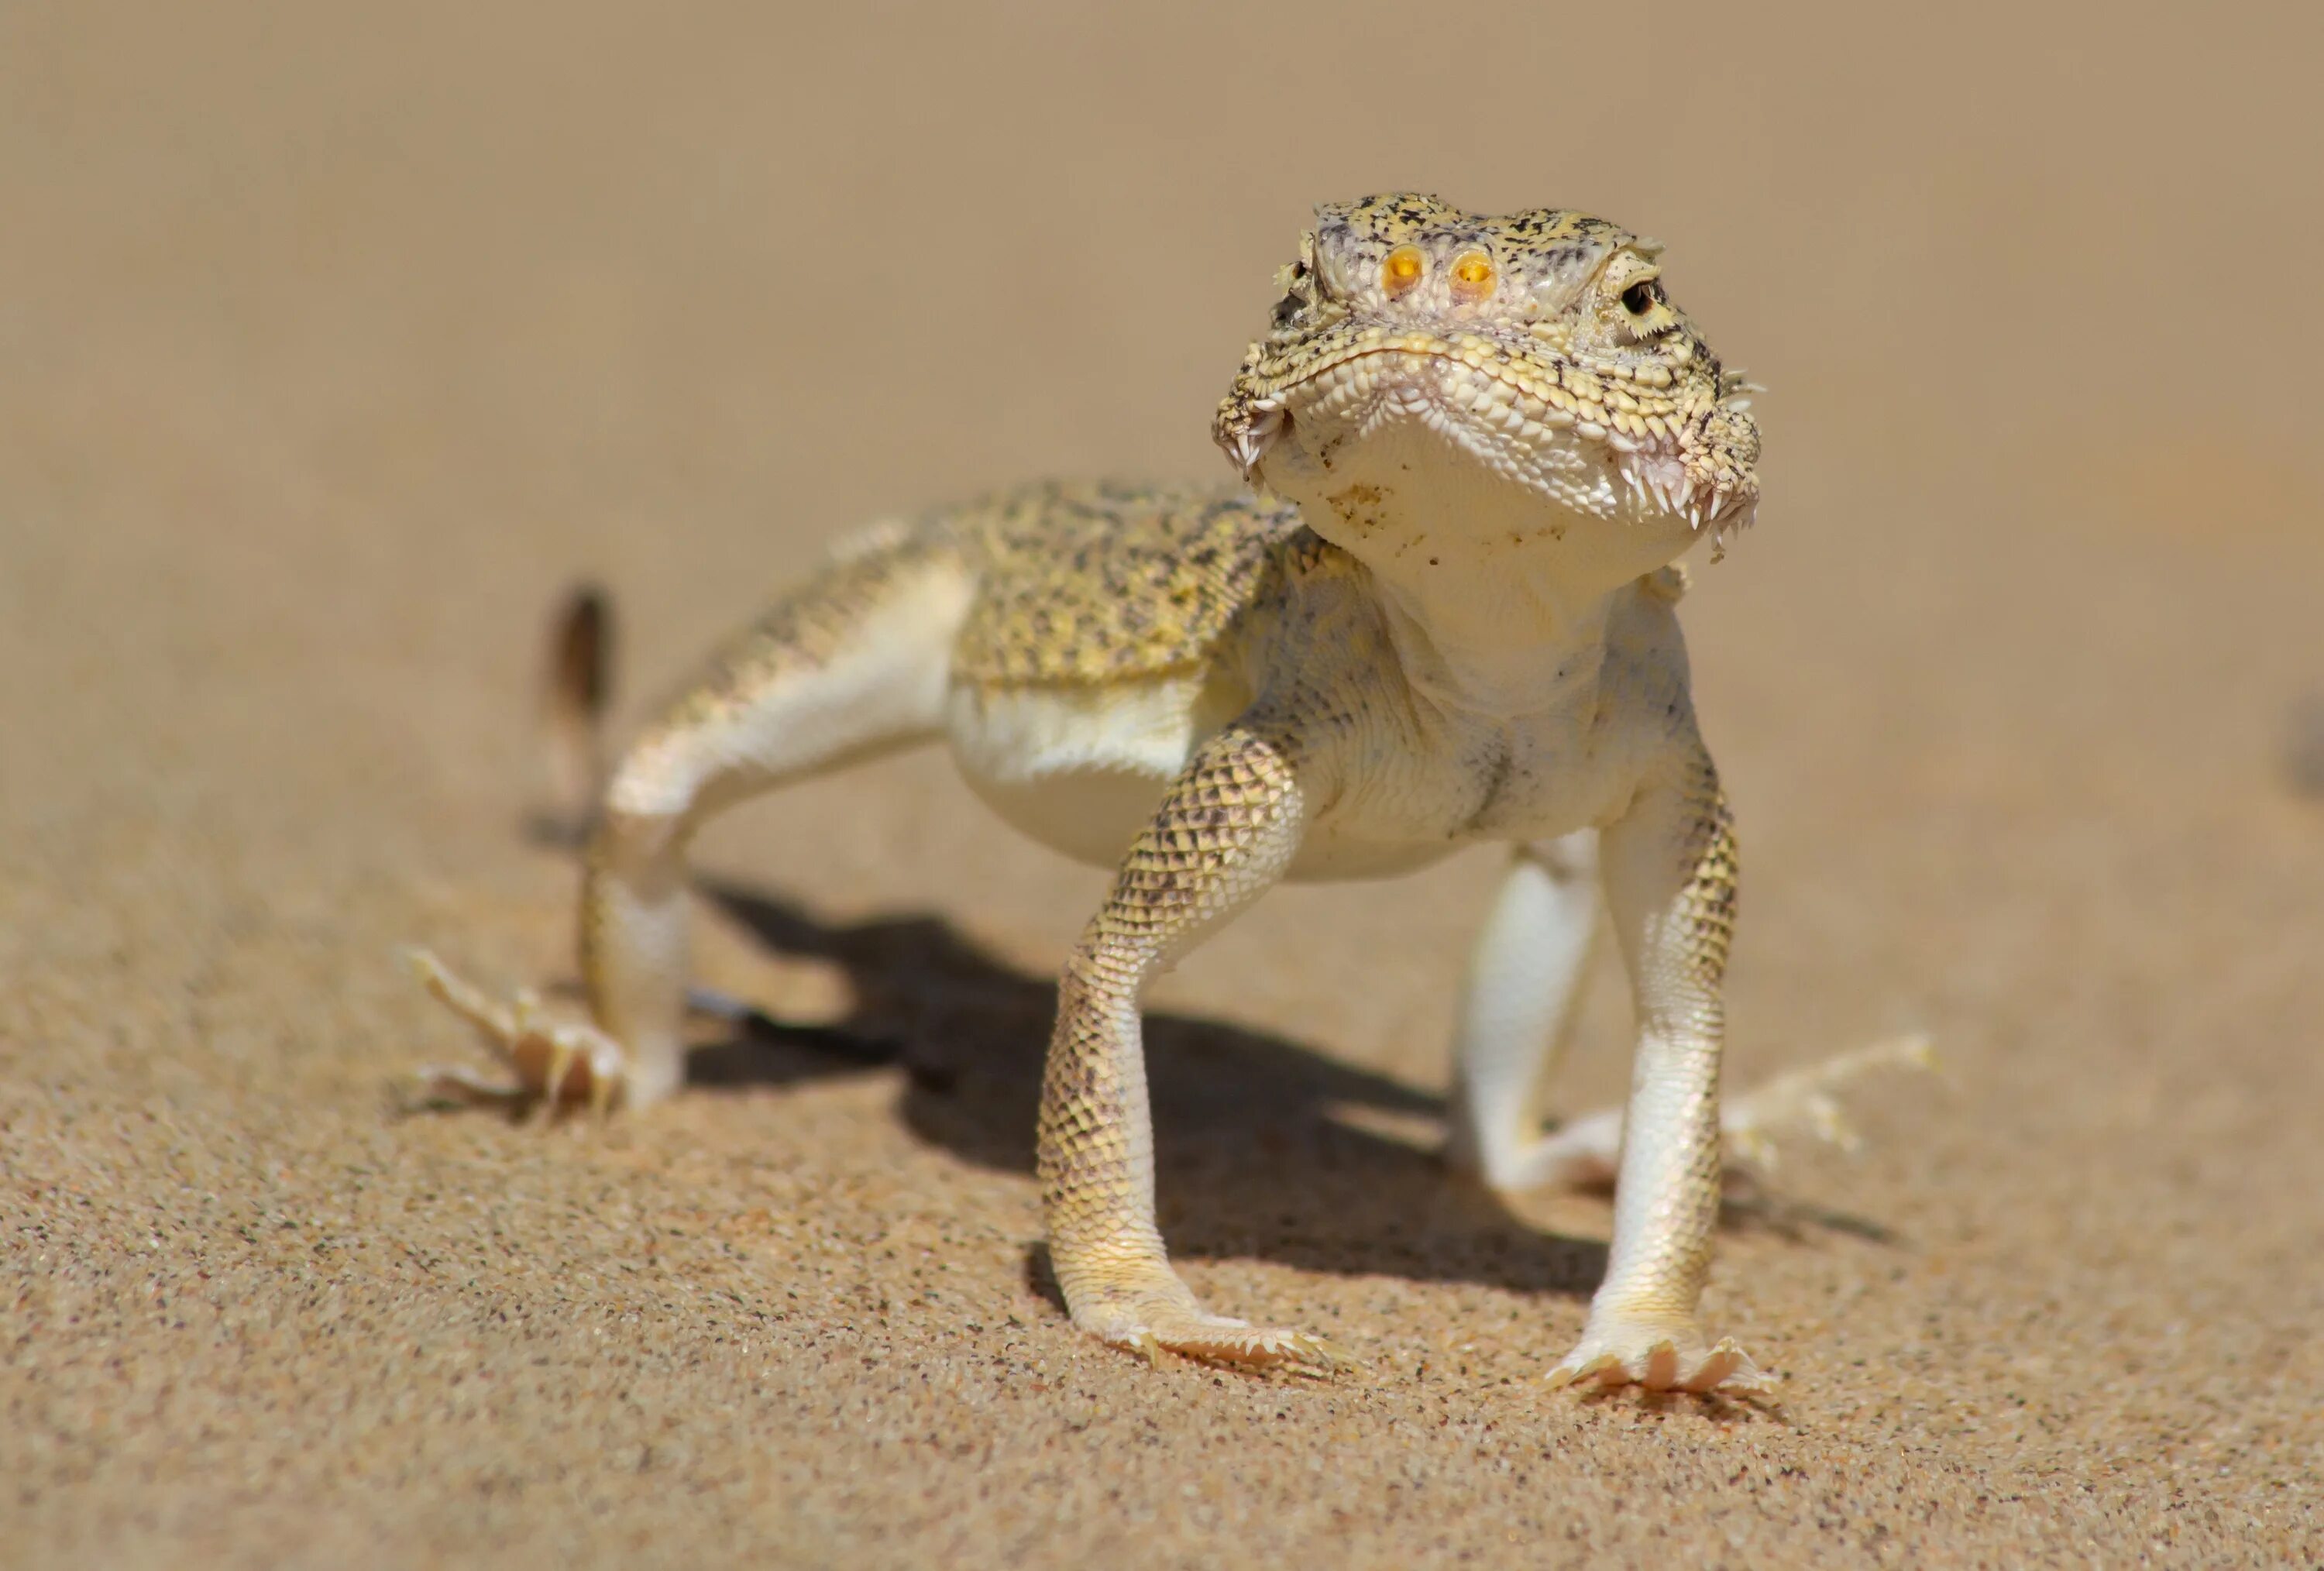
<box><xmin>1546</xmin><ymin>746</ymin><xmax>1768</xmax><ymax>1396</ymax></box>
<box><xmin>1040</xmin><ymin>723</ymin><xmax>1346</xmax><ymax>1370</ymax></box>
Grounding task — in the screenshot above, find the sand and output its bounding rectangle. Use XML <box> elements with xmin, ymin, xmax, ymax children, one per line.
<box><xmin>6</xmin><ymin>2</ymin><xmax>2324</xmax><ymax>1565</ymax></box>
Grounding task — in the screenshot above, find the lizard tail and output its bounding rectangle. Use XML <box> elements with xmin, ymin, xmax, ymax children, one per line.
<box><xmin>527</xmin><ymin>585</ymin><xmax>799</xmax><ymax>1039</ymax></box>
<box><xmin>534</xmin><ymin>583</ymin><xmax>614</xmax><ymax>847</ymax></box>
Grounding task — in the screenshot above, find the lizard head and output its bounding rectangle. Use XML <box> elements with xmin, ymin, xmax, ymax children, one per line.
<box><xmin>1215</xmin><ymin>194</ymin><xmax>1760</xmax><ymax>562</ymax></box>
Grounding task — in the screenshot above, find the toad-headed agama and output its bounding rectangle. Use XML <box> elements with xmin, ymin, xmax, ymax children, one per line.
<box><xmin>410</xmin><ymin>194</ymin><xmax>1925</xmax><ymax>1395</ymax></box>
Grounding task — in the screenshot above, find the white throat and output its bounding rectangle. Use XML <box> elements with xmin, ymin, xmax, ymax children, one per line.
<box><xmin>1270</xmin><ymin>417</ymin><xmax>1695</xmax><ymax>718</ymax></box>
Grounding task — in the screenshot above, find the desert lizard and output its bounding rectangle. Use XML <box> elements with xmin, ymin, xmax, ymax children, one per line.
<box><xmin>410</xmin><ymin>194</ymin><xmax>1924</xmax><ymax>1394</ymax></box>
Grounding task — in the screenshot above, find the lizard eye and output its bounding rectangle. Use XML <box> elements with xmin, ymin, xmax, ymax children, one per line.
<box><xmin>1617</xmin><ymin>275</ymin><xmax>1677</xmax><ymax>341</ymax></box>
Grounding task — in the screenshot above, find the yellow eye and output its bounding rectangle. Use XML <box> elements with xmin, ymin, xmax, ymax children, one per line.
<box><xmin>1382</xmin><ymin>245</ymin><xmax>1425</xmax><ymax>297</ymax></box>
<box><xmin>1450</xmin><ymin>249</ymin><xmax>1495</xmax><ymax>301</ymax></box>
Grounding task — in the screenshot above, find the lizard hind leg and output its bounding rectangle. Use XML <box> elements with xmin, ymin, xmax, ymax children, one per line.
<box><xmin>1443</xmin><ymin>832</ymin><xmax>1603</xmax><ymax>1191</ymax></box>
<box><xmin>1446</xmin><ymin>833</ymin><xmax>1932</xmax><ymax>1195</ymax></box>
<box><xmin>1483</xmin><ymin>1034</ymin><xmax>1939</xmax><ymax>1198</ymax></box>
<box><xmin>411</xmin><ymin>526</ymin><xmax>975</xmax><ymax>1116</ymax></box>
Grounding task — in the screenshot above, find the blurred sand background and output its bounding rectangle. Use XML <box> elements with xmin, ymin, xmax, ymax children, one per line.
<box><xmin>5</xmin><ymin>2</ymin><xmax>2324</xmax><ymax>1565</ymax></box>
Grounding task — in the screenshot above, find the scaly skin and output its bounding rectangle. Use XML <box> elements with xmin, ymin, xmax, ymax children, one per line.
<box><xmin>1215</xmin><ymin>195</ymin><xmax>1762</xmax><ymax>550</ymax></box>
<box><xmin>410</xmin><ymin>194</ymin><xmax>1927</xmax><ymax>1397</ymax></box>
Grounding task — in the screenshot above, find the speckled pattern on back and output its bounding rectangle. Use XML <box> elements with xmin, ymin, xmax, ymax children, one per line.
<box><xmin>946</xmin><ymin>480</ymin><xmax>1306</xmax><ymax>686</ymax></box>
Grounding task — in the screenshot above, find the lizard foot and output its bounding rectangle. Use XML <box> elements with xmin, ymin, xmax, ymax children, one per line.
<box><xmin>1545</xmin><ymin>1319</ymin><xmax>1769</xmax><ymax>1396</ymax></box>
<box><xmin>1068</xmin><ymin>1277</ymin><xmax>1352</xmax><ymax>1373</ymax></box>
<box><xmin>1722</xmin><ymin>1032</ymin><xmax>1935</xmax><ymax>1172</ymax></box>
<box><xmin>404</xmin><ymin>947</ymin><xmax>629</xmax><ymax>1119</ymax></box>
<box><xmin>1459</xmin><ymin>1032</ymin><xmax>1937</xmax><ymax>1192</ymax></box>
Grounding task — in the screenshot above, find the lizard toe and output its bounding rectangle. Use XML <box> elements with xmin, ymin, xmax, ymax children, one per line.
<box><xmin>1547</xmin><ymin>1322</ymin><xmax>1769</xmax><ymax>1396</ymax></box>
<box><xmin>406</xmin><ymin>947</ymin><xmax>631</xmax><ymax>1119</ymax></box>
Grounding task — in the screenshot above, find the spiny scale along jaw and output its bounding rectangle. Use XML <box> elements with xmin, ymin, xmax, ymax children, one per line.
<box><xmin>1214</xmin><ymin>193</ymin><xmax>1761</xmax><ymax>561</ymax></box>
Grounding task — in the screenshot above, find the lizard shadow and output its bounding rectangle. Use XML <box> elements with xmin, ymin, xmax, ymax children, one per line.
<box><xmin>687</xmin><ymin>877</ymin><xmax>1614</xmax><ymax>1299</ymax></box>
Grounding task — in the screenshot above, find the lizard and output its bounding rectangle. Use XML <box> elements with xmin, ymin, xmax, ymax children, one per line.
<box><xmin>408</xmin><ymin>193</ymin><xmax>1926</xmax><ymax>1395</ymax></box>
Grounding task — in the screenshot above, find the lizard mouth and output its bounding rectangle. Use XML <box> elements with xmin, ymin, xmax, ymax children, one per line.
<box><xmin>1219</xmin><ymin>336</ymin><xmax>1759</xmax><ymax>541</ymax></box>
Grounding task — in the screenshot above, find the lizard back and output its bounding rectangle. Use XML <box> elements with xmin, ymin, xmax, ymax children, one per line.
<box><xmin>945</xmin><ymin>480</ymin><xmax>1304</xmax><ymax>686</ymax></box>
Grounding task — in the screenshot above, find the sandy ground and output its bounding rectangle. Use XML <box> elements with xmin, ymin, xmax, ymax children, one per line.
<box><xmin>6</xmin><ymin>2</ymin><xmax>2324</xmax><ymax>1565</ymax></box>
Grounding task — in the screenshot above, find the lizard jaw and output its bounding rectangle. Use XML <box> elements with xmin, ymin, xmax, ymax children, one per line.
<box><xmin>1220</xmin><ymin>338</ymin><xmax>1758</xmax><ymax>556</ymax></box>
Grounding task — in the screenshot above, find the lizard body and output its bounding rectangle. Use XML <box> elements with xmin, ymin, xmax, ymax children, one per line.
<box><xmin>413</xmin><ymin>194</ymin><xmax>1921</xmax><ymax>1395</ymax></box>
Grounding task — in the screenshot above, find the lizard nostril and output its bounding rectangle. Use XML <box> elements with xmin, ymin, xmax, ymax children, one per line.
<box><xmin>1381</xmin><ymin>245</ymin><xmax>1425</xmax><ymax>298</ymax></box>
<box><xmin>1450</xmin><ymin>250</ymin><xmax>1495</xmax><ymax>302</ymax></box>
